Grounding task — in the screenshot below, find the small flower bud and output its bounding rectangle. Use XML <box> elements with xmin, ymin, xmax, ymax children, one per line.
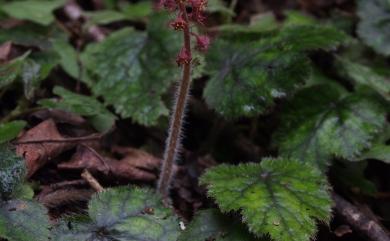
<box><xmin>194</xmin><ymin>35</ymin><xmax>210</xmax><ymax>52</ymax></box>
<box><xmin>170</xmin><ymin>15</ymin><xmax>187</xmax><ymax>31</ymax></box>
<box><xmin>176</xmin><ymin>47</ymin><xmax>192</xmax><ymax>66</ymax></box>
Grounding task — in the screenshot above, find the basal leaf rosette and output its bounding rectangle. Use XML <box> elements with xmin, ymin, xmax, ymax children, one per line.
<box><xmin>200</xmin><ymin>158</ymin><xmax>332</xmax><ymax>241</ymax></box>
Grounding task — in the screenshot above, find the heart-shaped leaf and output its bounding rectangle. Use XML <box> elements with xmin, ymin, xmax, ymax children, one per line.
<box><xmin>200</xmin><ymin>158</ymin><xmax>332</xmax><ymax>241</ymax></box>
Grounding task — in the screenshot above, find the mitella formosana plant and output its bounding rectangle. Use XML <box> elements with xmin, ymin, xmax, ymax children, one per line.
<box><xmin>156</xmin><ymin>0</ymin><xmax>210</xmax><ymax>199</ymax></box>
<box><xmin>0</xmin><ymin>0</ymin><xmax>389</xmax><ymax>241</ymax></box>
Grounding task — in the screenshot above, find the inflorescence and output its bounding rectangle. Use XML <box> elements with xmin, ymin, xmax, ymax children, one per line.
<box><xmin>158</xmin><ymin>0</ymin><xmax>210</xmax><ymax>66</ymax></box>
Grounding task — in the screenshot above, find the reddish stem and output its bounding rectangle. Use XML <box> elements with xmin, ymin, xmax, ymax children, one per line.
<box><xmin>157</xmin><ymin>2</ymin><xmax>192</xmax><ymax>199</ymax></box>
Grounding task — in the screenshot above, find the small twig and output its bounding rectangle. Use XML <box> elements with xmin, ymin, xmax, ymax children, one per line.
<box><xmin>50</xmin><ymin>179</ymin><xmax>87</xmax><ymax>190</ymax></box>
<box><xmin>81</xmin><ymin>169</ymin><xmax>104</xmax><ymax>192</ymax></box>
<box><xmin>12</xmin><ymin>133</ymin><xmax>102</xmax><ymax>145</ymax></box>
<box><xmin>333</xmin><ymin>193</ymin><xmax>390</xmax><ymax>241</ymax></box>
<box><xmin>80</xmin><ymin>144</ymin><xmax>111</xmax><ymax>174</ymax></box>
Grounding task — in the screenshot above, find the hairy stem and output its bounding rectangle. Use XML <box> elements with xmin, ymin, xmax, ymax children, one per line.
<box><xmin>157</xmin><ymin>2</ymin><xmax>192</xmax><ymax>199</ymax></box>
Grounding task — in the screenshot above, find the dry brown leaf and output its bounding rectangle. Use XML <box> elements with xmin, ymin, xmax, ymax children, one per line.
<box><xmin>58</xmin><ymin>145</ymin><xmax>161</xmax><ymax>181</ymax></box>
<box><xmin>0</xmin><ymin>41</ymin><xmax>12</xmax><ymax>61</ymax></box>
<box><xmin>37</xmin><ymin>187</ymin><xmax>93</xmax><ymax>209</ymax></box>
<box><xmin>57</xmin><ymin>145</ymin><xmax>111</xmax><ymax>174</ymax></box>
<box><xmin>16</xmin><ymin>119</ymin><xmax>76</xmax><ymax>177</ymax></box>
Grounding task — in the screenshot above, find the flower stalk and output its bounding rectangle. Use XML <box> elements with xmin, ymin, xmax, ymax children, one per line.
<box><xmin>157</xmin><ymin>0</ymin><xmax>210</xmax><ymax>199</ymax></box>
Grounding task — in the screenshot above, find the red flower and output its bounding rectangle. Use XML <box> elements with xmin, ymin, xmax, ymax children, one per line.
<box><xmin>188</xmin><ymin>0</ymin><xmax>207</xmax><ymax>24</ymax></box>
<box><xmin>170</xmin><ymin>15</ymin><xmax>187</xmax><ymax>31</ymax></box>
<box><xmin>194</xmin><ymin>34</ymin><xmax>210</xmax><ymax>52</ymax></box>
<box><xmin>176</xmin><ymin>47</ymin><xmax>192</xmax><ymax>66</ymax></box>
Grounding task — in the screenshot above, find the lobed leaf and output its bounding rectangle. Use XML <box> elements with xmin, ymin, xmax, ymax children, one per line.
<box><xmin>81</xmin><ymin>13</ymin><xmax>181</xmax><ymax>126</ymax></box>
<box><xmin>54</xmin><ymin>187</ymin><xmax>181</xmax><ymax>241</ymax></box>
<box><xmin>0</xmin><ymin>144</ymin><xmax>26</xmax><ymax>198</ymax></box>
<box><xmin>0</xmin><ymin>199</ymin><xmax>50</xmax><ymax>241</ymax></box>
<box><xmin>200</xmin><ymin>158</ymin><xmax>332</xmax><ymax>241</ymax></box>
<box><xmin>274</xmin><ymin>84</ymin><xmax>387</xmax><ymax>168</ymax></box>
<box><xmin>204</xmin><ymin>38</ymin><xmax>310</xmax><ymax>117</ymax></box>
<box><xmin>204</xmin><ymin>25</ymin><xmax>347</xmax><ymax>118</ymax></box>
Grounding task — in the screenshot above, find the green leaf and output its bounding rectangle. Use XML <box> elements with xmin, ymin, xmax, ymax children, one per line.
<box><xmin>282</xmin><ymin>10</ymin><xmax>316</xmax><ymax>27</ymax></box>
<box><xmin>0</xmin><ymin>200</ymin><xmax>50</xmax><ymax>241</ymax></box>
<box><xmin>0</xmin><ymin>144</ymin><xmax>26</xmax><ymax>198</ymax></box>
<box><xmin>85</xmin><ymin>10</ymin><xmax>128</xmax><ymax>25</ymax></box>
<box><xmin>276</xmin><ymin>25</ymin><xmax>348</xmax><ymax>51</ymax></box>
<box><xmin>204</xmin><ymin>25</ymin><xmax>346</xmax><ymax>118</ymax></box>
<box><xmin>336</xmin><ymin>56</ymin><xmax>390</xmax><ymax>101</ymax></box>
<box><xmin>120</xmin><ymin>1</ymin><xmax>153</xmax><ymax>20</ymax></box>
<box><xmin>0</xmin><ymin>23</ymin><xmax>55</xmax><ymax>49</ymax></box>
<box><xmin>52</xmin><ymin>39</ymin><xmax>79</xmax><ymax>79</ymax></box>
<box><xmin>0</xmin><ymin>52</ymin><xmax>29</xmax><ymax>90</ymax></box>
<box><xmin>207</xmin><ymin>0</ymin><xmax>235</xmax><ymax>16</ymax></box>
<box><xmin>1</xmin><ymin>0</ymin><xmax>65</xmax><ymax>25</ymax></box>
<box><xmin>204</xmin><ymin>38</ymin><xmax>310</xmax><ymax>117</ymax></box>
<box><xmin>81</xmin><ymin>13</ymin><xmax>181</xmax><ymax>125</ymax></box>
<box><xmin>274</xmin><ymin>84</ymin><xmax>387</xmax><ymax>168</ymax></box>
<box><xmin>22</xmin><ymin>50</ymin><xmax>59</xmax><ymax>99</ymax></box>
<box><xmin>0</xmin><ymin>121</ymin><xmax>26</xmax><ymax>144</ymax></box>
<box><xmin>200</xmin><ymin>158</ymin><xmax>332</xmax><ymax>241</ymax></box>
<box><xmin>55</xmin><ymin>187</ymin><xmax>180</xmax><ymax>241</ymax></box>
<box><xmin>357</xmin><ymin>0</ymin><xmax>390</xmax><ymax>55</ymax></box>
<box><xmin>10</xmin><ymin>183</ymin><xmax>35</xmax><ymax>200</ymax></box>
<box><xmin>178</xmin><ymin>209</ymin><xmax>264</xmax><ymax>241</ymax></box>
<box><xmin>38</xmin><ymin>86</ymin><xmax>116</xmax><ymax>132</ymax></box>
<box><xmin>358</xmin><ymin>144</ymin><xmax>390</xmax><ymax>163</ymax></box>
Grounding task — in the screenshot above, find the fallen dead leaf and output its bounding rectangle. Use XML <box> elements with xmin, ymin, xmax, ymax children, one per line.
<box><xmin>37</xmin><ymin>186</ymin><xmax>93</xmax><ymax>209</ymax></box>
<box><xmin>58</xmin><ymin>145</ymin><xmax>161</xmax><ymax>181</ymax></box>
<box><xmin>16</xmin><ymin>119</ymin><xmax>76</xmax><ymax>177</ymax></box>
<box><xmin>0</xmin><ymin>41</ymin><xmax>12</xmax><ymax>62</ymax></box>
